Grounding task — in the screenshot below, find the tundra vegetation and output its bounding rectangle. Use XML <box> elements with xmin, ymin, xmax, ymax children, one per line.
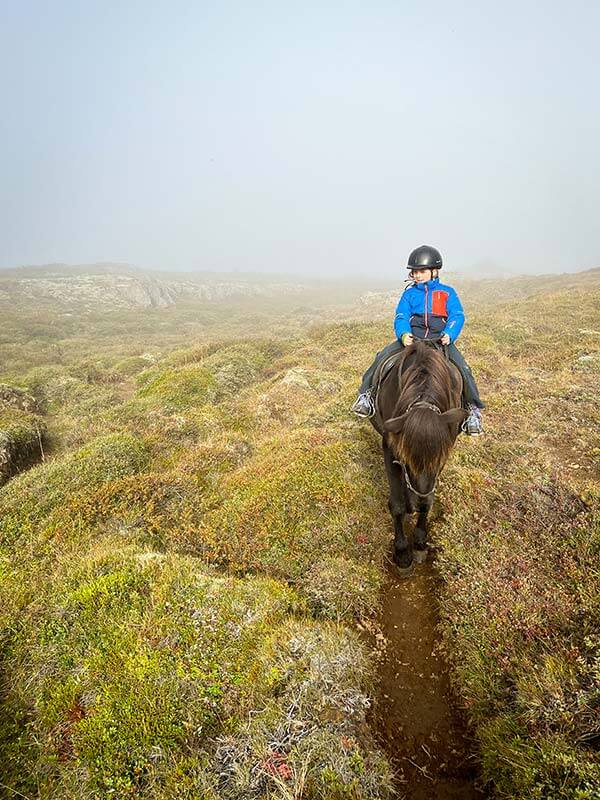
<box><xmin>0</xmin><ymin>383</ymin><xmax>46</xmax><ymax>485</ymax></box>
<box><xmin>0</xmin><ymin>268</ymin><xmax>598</xmax><ymax>799</ymax></box>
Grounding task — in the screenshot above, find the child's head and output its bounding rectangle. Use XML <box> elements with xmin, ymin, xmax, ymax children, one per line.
<box><xmin>407</xmin><ymin>245</ymin><xmax>442</xmax><ymax>282</ymax></box>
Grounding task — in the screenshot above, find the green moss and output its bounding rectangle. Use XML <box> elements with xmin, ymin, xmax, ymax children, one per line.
<box><xmin>38</xmin><ymin>372</ymin><xmax>121</xmax><ymax>415</ymax></box>
<box><xmin>0</xmin><ymin>432</ymin><xmax>150</xmax><ymax>545</ymax></box>
<box><xmin>108</xmin><ymin>399</ymin><xmax>228</xmax><ymax>462</ymax></box>
<box><xmin>0</xmin><ymin>406</ymin><xmax>45</xmax><ymax>483</ymax></box>
<box><xmin>203</xmin><ymin>340</ymin><xmax>288</xmax><ymax>396</ymax></box>
<box><xmin>0</xmin><ymin>547</ymin><xmax>305</xmax><ymax>798</ymax></box>
<box><xmin>137</xmin><ymin>365</ymin><xmax>218</xmax><ymax>410</ymax></box>
<box><xmin>114</xmin><ymin>354</ymin><xmax>155</xmax><ymax>376</ymax></box>
<box><xmin>197</xmin><ymin>428</ymin><xmax>388</xmax><ymax>582</ymax></box>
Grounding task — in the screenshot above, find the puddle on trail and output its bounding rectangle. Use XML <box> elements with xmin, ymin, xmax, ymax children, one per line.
<box><xmin>370</xmin><ymin>556</ymin><xmax>487</xmax><ymax>800</ymax></box>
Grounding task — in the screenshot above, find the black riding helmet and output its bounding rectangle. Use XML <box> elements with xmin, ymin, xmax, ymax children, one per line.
<box><xmin>407</xmin><ymin>245</ymin><xmax>443</xmax><ymax>270</ymax></box>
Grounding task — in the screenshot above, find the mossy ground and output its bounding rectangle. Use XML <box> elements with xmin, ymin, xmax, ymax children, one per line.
<box><xmin>0</xmin><ymin>301</ymin><xmax>396</xmax><ymax>798</ymax></box>
<box><xmin>434</xmin><ymin>284</ymin><xmax>600</xmax><ymax>799</ymax></box>
<box><xmin>0</xmin><ymin>273</ymin><xmax>599</xmax><ymax>798</ymax></box>
<box><xmin>0</xmin><ymin>402</ymin><xmax>46</xmax><ymax>484</ymax></box>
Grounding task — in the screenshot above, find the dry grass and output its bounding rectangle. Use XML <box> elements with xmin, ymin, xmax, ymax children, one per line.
<box><xmin>433</xmin><ymin>286</ymin><xmax>600</xmax><ymax>799</ymax></box>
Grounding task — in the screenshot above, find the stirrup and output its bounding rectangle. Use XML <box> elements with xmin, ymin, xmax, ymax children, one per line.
<box><xmin>461</xmin><ymin>413</ymin><xmax>483</xmax><ymax>436</ymax></box>
<box><xmin>351</xmin><ymin>391</ymin><xmax>375</xmax><ymax>419</ymax></box>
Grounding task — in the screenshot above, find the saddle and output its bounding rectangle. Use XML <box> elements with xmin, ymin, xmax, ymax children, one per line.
<box><xmin>372</xmin><ymin>351</ymin><xmax>405</xmax><ymax>397</ymax></box>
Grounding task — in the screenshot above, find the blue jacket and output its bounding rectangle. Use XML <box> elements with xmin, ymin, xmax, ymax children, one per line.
<box><xmin>393</xmin><ymin>277</ymin><xmax>465</xmax><ymax>342</ymax></box>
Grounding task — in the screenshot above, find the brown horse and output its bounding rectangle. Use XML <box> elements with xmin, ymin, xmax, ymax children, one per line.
<box><xmin>371</xmin><ymin>340</ymin><xmax>467</xmax><ymax>574</ymax></box>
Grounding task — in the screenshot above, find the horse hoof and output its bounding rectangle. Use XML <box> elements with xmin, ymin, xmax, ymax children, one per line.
<box><xmin>413</xmin><ymin>548</ymin><xmax>428</xmax><ymax>564</ymax></box>
<box><xmin>395</xmin><ymin>562</ymin><xmax>414</xmax><ymax>578</ymax></box>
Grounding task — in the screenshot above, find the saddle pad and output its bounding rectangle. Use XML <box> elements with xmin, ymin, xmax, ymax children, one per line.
<box><xmin>373</xmin><ymin>351</ymin><xmax>405</xmax><ymax>395</ymax></box>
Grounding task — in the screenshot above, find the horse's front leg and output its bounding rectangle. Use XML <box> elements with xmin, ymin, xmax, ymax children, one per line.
<box><xmin>383</xmin><ymin>441</ymin><xmax>412</xmax><ymax>573</ymax></box>
<box><xmin>414</xmin><ymin>510</ymin><xmax>429</xmax><ymax>563</ymax></box>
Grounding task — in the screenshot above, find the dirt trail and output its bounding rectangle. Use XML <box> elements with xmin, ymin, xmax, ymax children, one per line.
<box><xmin>370</xmin><ymin>556</ymin><xmax>486</xmax><ymax>800</ymax></box>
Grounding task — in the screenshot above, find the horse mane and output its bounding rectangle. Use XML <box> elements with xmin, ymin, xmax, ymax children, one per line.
<box><xmin>394</xmin><ymin>343</ymin><xmax>455</xmax><ymax>417</ymax></box>
<box><xmin>389</xmin><ymin>342</ymin><xmax>461</xmax><ymax>474</ymax></box>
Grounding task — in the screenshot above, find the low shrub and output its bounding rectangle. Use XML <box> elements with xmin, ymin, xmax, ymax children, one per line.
<box><xmin>437</xmin><ymin>470</ymin><xmax>600</xmax><ymax>798</ymax></box>
<box><xmin>194</xmin><ymin>428</ymin><xmax>388</xmax><ymax>590</ymax></box>
<box><xmin>136</xmin><ymin>365</ymin><xmax>218</xmax><ymax>411</ymax></box>
<box><xmin>0</xmin><ymin>432</ymin><xmax>150</xmax><ymax>546</ymax></box>
<box><xmin>0</xmin><ymin>546</ymin><xmax>302</xmax><ymax>797</ymax></box>
<box><xmin>214</xmin><ymin>619</ymin><xmax>394</xmax><ymax>799</ymax></box>
<box><xmin>300</xmin><ymin>556</ymin><xmax>381</xmax><ymax>622</ymax></box>
<box><xmin>0</xmin><ymin>406</ymin><xmax>46</xmax><ymax>484</ymax></box>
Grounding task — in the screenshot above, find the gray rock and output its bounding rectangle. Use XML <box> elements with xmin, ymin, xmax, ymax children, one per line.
<box><xmin>0</xmin><ymin>384</ymin><xmax>38</xmax><ymax>413</ymax></box>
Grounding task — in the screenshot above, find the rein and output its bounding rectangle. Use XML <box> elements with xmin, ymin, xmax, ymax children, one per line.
<box><xmin>393</xmin><ymin>459</ymin><xmax>439</xmax><ymax>498</ymax></box>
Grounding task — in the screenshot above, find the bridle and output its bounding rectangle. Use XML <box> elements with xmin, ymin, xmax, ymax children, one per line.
<box><xmin>392</xmin><ymin>458</ymin><xmax>439</xmax><ymax>497</ymax></box>
<box><xmin>403</xmin><ymin>466</ymin><xmax>438</xmax><ymax>498</ymax></box>
<box><xmin>392</xmin><ymin>398</ymin><xmax>442</xmax><ymax>498</ymax></box>
<box><xmin>406</xmin><ymin>399</ymin><xmax>441</xmax><ymax>415</ymax></box>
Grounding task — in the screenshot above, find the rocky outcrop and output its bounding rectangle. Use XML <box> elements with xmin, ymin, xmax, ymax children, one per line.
<box><xmin>0</xmin><ymin>265</ymin><xmax>306</xmax><ymax>311</ymax></box>
<box><xmin>0</xmin><ymin>383</ymin><xmax>39</xmax><ymax>413</ymax></box>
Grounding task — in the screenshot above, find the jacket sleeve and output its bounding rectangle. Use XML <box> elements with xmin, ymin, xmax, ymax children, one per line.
<box><xmin>393</xmin><ymin>289</ymin><xmax>412</xmax><ymax>339</ymax></box>
<box><xmin>442</xmin><ymin>288</ymin><xmax>465</xmax><ymax>342</ymax></box>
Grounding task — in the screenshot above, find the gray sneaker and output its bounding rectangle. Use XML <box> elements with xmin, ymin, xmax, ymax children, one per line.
<box><xmin>462</xmin><ymin>405</ymin><xmax>483</xmax><ymax>436</ymax></box>
<box><xmin>351</xmin><ymin>391</ymin><xmax>375</xmax><ymax>418</ymax></box>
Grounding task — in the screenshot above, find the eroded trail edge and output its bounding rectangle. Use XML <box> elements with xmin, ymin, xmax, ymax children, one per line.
<box><xmin>370</xmin><ymin>556</ymin><xmax>486</xmax><ymax>800</ymax></box>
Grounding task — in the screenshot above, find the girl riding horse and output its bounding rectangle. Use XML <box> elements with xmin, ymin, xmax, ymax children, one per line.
<box><xmin>354</xmin><ymin>244</ymin><xmax>482</xmax><ymax>572</ymax></box>
<box><xmin>352</xmin><ymin>245</ymin><xmax>484</xmax><ymax>435</ymax></box>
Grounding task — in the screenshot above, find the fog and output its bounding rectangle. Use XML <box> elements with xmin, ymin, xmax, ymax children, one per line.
<box><xmin>2</xmin><ymin>1</ymin><xmax>599</xmax><ymax>277</ymax></box>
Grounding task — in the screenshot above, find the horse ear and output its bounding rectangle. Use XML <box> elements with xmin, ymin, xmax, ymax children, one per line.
<box><xmin>440</xmin><ymin>408</ymin><xmax>468</xmax><ymax>426</ymax></box>
<box><xmin>383</xmin><ymin>413</ymin><xmax>408</xmax><ymax>433</ymax></box>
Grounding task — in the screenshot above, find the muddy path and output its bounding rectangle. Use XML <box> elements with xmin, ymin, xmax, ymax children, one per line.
<box><xmin>370</xmin><ymin>555</ymin><xmax>486</xmax><ymax>800</ymax></box>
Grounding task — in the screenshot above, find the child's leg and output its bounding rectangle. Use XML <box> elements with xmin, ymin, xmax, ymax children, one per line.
<box><xmin>446</xmin><ymin>344</ymin><xmax>485</xmax><ymax>409</ymax></box>
<box><xmin>358</xmin><ymin>340</ymin><xmax>405</xmax><ymax>393</ymax></box>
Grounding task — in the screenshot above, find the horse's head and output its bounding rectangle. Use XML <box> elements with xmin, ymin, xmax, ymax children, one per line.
<box><xmin>383</xmin><ymin>404</ymin><xmax>467</xmax><ymax>504</ymax></box>
<box><xmin>377</xmin><ymin>341</ymin><xmax>467</xmax><ymax>503</ymax></box>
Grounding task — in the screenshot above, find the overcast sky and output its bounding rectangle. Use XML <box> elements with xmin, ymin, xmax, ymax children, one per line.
<box><xmin>1</xmin><ymin>1</ymin><xmax>598</xmax><ymax>276</ymax></box>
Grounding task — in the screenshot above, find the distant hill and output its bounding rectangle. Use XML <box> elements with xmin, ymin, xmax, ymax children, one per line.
<box><xmin>2</xmin><ymin>261</ymin><xmax>597</xmax><ymax>315</ymax></box>
<box><xmin>452</xmin><ymin>266</ymin><xmax>600</xmax><ymax>306</ymax></box>
<box><xmin>0</xmin><ymin>263</ymin><xmax>310</xmax><ymax>311</ymax></box>
<box><xmin>354</xmin><ymin>267</ymin><xmax>600</xmax><ymax>320</ymax></box>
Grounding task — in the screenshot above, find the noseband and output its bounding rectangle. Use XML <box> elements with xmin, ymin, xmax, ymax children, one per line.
<box><xmin>392</xmin><ymin>460</ymin><xmax>439</xmax><ymax>498</ymax></box>
<box><xmin>403</xmin><ymin>466</ymin><xmax>438</xmax><ymax>498</ymax></box>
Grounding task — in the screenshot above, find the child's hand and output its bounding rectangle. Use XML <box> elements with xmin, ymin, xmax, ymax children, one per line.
<box><xmin>440</xmin><ymin>333</ymin><xmax>451</xmax><ymax>345</ymax></box>
<box><xmin>401</xmin><ymin>333</ymin><xmax>414</xmax><ymax>346</ymax></box>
